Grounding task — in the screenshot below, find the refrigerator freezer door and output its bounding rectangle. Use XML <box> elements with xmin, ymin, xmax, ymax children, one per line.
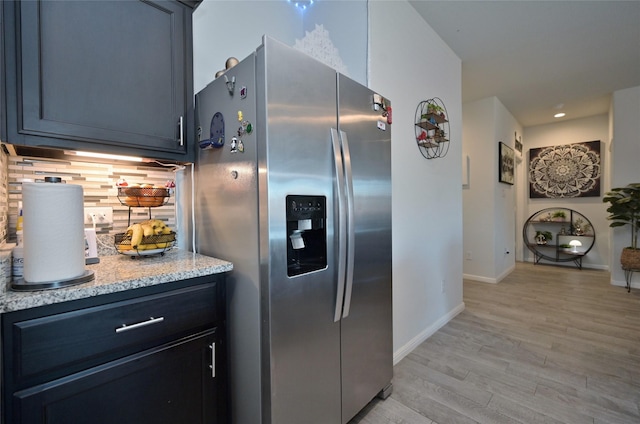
<box><xmin>195</xmin><ymin>53</ymin><xmax>263</xmax><ymax>424</ymax></box>
<box><xmin>337</xmin><ymin>74</ymin><xmax>393</xmax><ymax>423</ymax></box>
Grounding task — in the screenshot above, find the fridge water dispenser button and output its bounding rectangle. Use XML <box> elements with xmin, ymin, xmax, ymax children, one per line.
<box><xmin>289</xmin><ymin>230</ymin><xmax>305</xmax><ymax>250</ymax></box>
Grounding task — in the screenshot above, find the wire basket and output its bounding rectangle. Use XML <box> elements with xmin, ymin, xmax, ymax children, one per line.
<box><xmin>117</xmin><ymin>186</ymin><xmax>170</xmax><ymax>207</ymax></box>
<box><xmin>115</xmin><ymin>232</ymin><xmax>176</xmax><ymax>257</ymax></box>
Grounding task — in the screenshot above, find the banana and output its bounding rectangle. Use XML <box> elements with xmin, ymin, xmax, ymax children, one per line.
<box><xmin>141</xmin><ymin>223</ymin><xmax>155</xmax><ymax>237</ymax></box>
<box><xmin>136</xmin><ymin>243</ymin><xmax>157</xmax><ymax>251</ymax></box>
<box><xmin>123</xmin><ymin>219</ymin><xmax>173</xmax><ymax>253</ymax></box>
<box><xmin>128</xmin><ymin>223</ymin><xmax>144</xmax><ymax>249</ymax></box>
<box><xmin>139</xmin><ymin>219</ymin><xmax>171</xmax><ymax>235</ymax></box>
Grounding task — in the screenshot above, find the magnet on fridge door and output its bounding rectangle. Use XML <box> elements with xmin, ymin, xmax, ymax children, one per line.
<box><xmin>229</xmin><ymin>137</ymin><xmax>245</xmax><ymax>153</ymax></box>
<box><xmin>238</xmin><ymin>120</ymin><xmax>253</xmax><ymax>136</ymax></box>
<box><xmin>199</xmin><ymin>112</ymin><xmax>225</xmax><ymax>149</ymax></box>
<box><xmin>231</xmin><ymin>137</ymin><xmax>246</xmax><ymax>153</ymax></box>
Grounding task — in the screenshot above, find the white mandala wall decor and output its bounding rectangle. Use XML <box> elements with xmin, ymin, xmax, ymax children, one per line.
<box><xmin>529</xmin><ymin>141</ymin><xmax>601</xmax><ymax>198</ymax></box>
<box><xmin>294</xmin><ymin>24</ymin><xmax>349</xmax><ymax>76</ymax></box>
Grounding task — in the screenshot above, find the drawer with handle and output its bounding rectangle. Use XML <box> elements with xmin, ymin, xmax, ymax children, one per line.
<box><xmin>8</xmin><ymin>282</ymin><xmax>219</xmax><ymax>387</ymax></box>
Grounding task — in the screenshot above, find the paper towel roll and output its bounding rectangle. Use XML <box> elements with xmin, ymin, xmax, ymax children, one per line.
<box><xmin>22</xmin><ymin>182</ymin><xmax>86</xmax><ymax>283</ymax></box>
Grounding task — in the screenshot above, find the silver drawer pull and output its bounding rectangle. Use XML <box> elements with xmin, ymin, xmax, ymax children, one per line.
<box><xmin>209</xmin><ymin>342</ymin><xmax>215</xmax><ymax>378</ymax></box>
<box><xmin>115</xmin><ymin>316</ymin><xmax>164</xmax><ymax>333</ymax></box>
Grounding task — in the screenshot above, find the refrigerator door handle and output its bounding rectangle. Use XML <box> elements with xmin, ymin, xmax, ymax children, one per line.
<box><xmin>339</xmin><ymin>130</ymin><xmax>355</xmax><ymax>319</ymax></box>
<box><xmin>331</xmin><ymin>128</ymin><xmax>347</xmax><ymax>323</ymax></box>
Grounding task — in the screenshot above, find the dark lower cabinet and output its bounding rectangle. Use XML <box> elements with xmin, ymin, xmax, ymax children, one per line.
<box><xmin>15</xmin><ymin>330</ymin><xmax>219</xmax><ymax>424</ymax></box>
<box><xmin>2</xmin><ymin>276</ymin><xmax>227</xmax><ymax>424</ymax></box>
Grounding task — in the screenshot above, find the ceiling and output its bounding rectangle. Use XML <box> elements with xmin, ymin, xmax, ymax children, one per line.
<box><xmin>408</xmin><ymin>1</ymin><xmax>640</xmax><ymax>127</ymax></box>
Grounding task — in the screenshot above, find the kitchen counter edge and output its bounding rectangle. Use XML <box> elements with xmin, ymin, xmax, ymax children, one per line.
<box><xmin>0</xmin><ymin>249</ymin><xmax>233</xmax><ymax>313</ymax></box>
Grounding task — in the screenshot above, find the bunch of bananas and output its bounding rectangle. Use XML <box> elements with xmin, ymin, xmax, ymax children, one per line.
<box><xmin>118</xmin><ymin>219</ymin><xmax>174</xmax><ymax>251</ymax></box>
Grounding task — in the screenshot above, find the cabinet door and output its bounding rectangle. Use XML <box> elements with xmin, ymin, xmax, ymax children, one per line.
<box><xmin>10</xmin><ymin>0</ymin><xmax>191</xmax><ymax>158</ymax></box>
<box><xmin>14</xmin><ymin>330</ymin><xmax>223</xmax><ymax>424</ymax></box>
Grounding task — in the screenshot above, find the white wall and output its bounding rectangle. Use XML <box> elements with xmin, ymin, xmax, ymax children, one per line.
<box><xmin>520</xmin><ymin>114</ymin><xmax>610</xmax><ymax>270</ymax></box>
<box><xmin>193</xmin><ymin>0</ymin><xmax>464</xmax><ymax>363</ymax></box>
<box><xmin>369</xmin><ymin>1</ymin><xmax>464</xmax><ymax>362</ymax></box>
<box><xmin>462</xmin><ymin>97</ymin><xmax>521</xmax><ymax>283</ymax></box>
<box><xmin>610</xmin><ymin>85</ymin><xmax>640</xmax><ymax>288</ymax></box>
<box><xmin>304</xmin><ymin>1</ymin><xmax>368</xmax><ymax>84</ymax></box>
<box><xmin>192</xmin><ymin>0</ymin><xmax>368</xmax><ymax>93</ymax></box>
<box><xmin>193</xmin><ymin>1</ymin><xmax>301</xmax><ymax>92</ymax></box>
<box><xmin>463</xmin><ymin>98</ymin><xmax>497</xmax><ymax>280</ymax></box>
<box><xmin>493</xmin><ymin>100</ymin><xmax>520</xmax><ymax>279</ymax></box>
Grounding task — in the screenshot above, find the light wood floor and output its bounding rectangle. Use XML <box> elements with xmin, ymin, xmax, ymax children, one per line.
<box><xmin>350</xmin><ymin>262</ymin><xmax>640</xmax><ymax>424</ymax></box>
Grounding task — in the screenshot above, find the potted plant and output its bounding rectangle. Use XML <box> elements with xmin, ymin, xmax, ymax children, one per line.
<box><xmin>572</xmin><ymin>217</ymin><xmax>592</xmax><ymax>235</ymax></box>
<box><xmin>426</xmin><ymin>103</ymin><xmax>443</xmax><ymax>115</ymax></box>
<box><xmin>603</xmin><ymin>183</ymin><xmax>640</xmax><ymax>269</ymax></box>
<box><xmin>535</xmin><ymin>230</ymin><xmax>553</xmax><ymax>245</ymax></box>
<box><xmin>551</xmin><ymin>210</ymin><xmax>566</xmax><ymax>222</ymax></box>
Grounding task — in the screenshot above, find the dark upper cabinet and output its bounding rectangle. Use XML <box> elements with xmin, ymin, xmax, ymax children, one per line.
<box><xmin>1</xmin><ymin>0</ymin><xmax>196</xmax><ymax>162</ymax></box>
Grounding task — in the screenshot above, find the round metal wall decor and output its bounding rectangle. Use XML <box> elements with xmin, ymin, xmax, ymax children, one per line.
<box><xmin>414</xmin><ymin>98</ymin><xmax>450</xmax><ymax>159</ymax></box>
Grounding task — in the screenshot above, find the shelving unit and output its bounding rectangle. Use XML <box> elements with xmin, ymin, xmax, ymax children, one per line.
<box><xmin>523</xmin><ymin>207</ymin><xmax>595</xmax><ymax>269</ymax></box>
<box><xmin>414</xmin><ymin>98</ymin><xmax>450</xmax><ymax>159</ymax></box>
<box><xmin>115</xmin><ymin>186</ymin><xmax>175</xmax><ymax>257</ymax></box>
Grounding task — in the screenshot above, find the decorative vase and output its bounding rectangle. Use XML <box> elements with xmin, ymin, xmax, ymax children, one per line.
<box><xmin>620</xmin><ymin>247</ymin><xmax>640</xmax><ymax>269</ymax></box>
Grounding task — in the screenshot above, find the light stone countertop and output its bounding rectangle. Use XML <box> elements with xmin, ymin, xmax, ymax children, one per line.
<box><xmin>0</xmin><ymin>249</ymin><xmax>233</xmax><ymax>313</ymax></box>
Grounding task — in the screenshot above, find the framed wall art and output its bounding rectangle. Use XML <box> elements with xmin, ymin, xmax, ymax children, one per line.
<box><xmin>529</xmin><ymin>140</ymin><xmax>601</xmax><ymax>198</ymax></box>
<box><xmin>499</xmin><ymin>142</ymin><xmax>515</xmax><ymax>185</ymax></box>
<box><xmin>514</xmin><ymin>132</ymin><xmax>523</xmax><ymax>156</ymax></box>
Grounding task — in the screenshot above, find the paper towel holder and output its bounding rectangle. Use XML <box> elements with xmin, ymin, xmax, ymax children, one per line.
<box><xmin>14</xmin><ymin>179</ymin><xmax>94</xmax><ymax>291</ymax></box>
<box><xmin>11</xmin><ymin>270</ymin><xmax>95</xmax><ymax>291</ymax></box>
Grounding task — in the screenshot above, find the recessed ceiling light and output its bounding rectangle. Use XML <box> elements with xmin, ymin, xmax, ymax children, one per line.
<box><xmin>554</xmin><ymin>112</ymin><xmax>566</xmax><ymax>118</ymax></box>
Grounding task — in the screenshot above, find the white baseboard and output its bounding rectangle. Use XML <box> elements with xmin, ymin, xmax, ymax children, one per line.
<box><xmin>522</xmin><ymin>257</ymin><xmax>609</xmax><ymax>271</ymax></box>
<box><xmin>462</xmin><ymin>264</ymin><xmax>515</xmax><ymax>283</ymax></box>
<box><xmin>611</xmin><ymin>279</ymin><xmax>640</xmax><ymax>290</ymax></box>
<box><xmin>393</xmin><ymin>302</ymin><xmax>465</xmax><ymax>365</ymax></box>
<box><xmin>463</xmin><ymin>274</ymin><xmax>498</xmax><ymax>284</ymax></box>
<box><xmin>496</xmin><ymin>264</ymin><xmax>515</xmax><ymax>283</ymax></box>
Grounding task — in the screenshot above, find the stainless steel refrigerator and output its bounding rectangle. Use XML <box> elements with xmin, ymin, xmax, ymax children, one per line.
<box><xmin>194</xmin><ymin>36</ymin><xmax>392</xmax><ymax>424</ymax></box>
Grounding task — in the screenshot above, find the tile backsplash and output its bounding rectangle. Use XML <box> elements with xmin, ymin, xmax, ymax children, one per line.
<box><xmin>0</xmin><ymin>151</ymin><xmax>8</xmax><ymax>244</ymax></box>
<box><xmin>1</xmin><ymin>151</ymin><xmax>178</xmax><ymax>248</ymax></box>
